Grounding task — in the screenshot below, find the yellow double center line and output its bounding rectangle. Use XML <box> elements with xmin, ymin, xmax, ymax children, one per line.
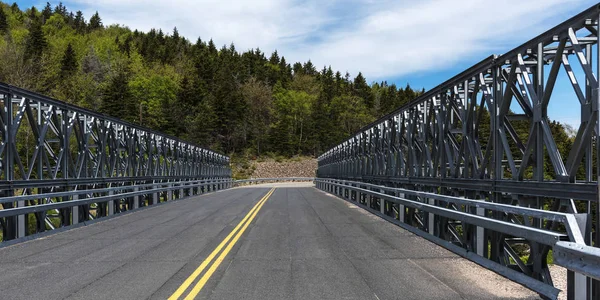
<box><xmin>169</xmin><ymin>188</ymin><xmax>276</xmax><ymax>300</ymax></box>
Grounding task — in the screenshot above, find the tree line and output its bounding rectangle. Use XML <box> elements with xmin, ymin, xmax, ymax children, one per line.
<box><xmin>0</xmin><ymin>2</ymin><xmax>421</xmax><ymax>157</ymax></box>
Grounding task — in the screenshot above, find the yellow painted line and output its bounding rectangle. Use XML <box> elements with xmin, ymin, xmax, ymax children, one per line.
<box><xmin>183</xmin><ymin>187</ymin><xmax>276</xmax><ymax>300</ymax></box>
<box><xmin>168</xmin><ymin>188</ymin><xmax>275</xmax><ymax>300</ymax></box>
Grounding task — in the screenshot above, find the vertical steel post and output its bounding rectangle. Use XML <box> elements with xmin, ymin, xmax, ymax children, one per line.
<box><xmin>476</xmin><ymin>205</ymin><xmax>485</xmax><ymax>256</ymax></box>
<box><xmin>398</xmin><ymin>190</ymin><xmax>405</xmax><ymax>223</ymax></box>
<box><xmin>133</xmin><ymin>186</ymin><xmax>139</xmax><ymax>209</ymax></box>
<box><xmin>379</xmin><ymin>188</ymin><xmax>385</xmax><ymax>215</ymax></box>
<box><xmin>72</xmin><ymin>194</ymin><xmax>79</xmax><ymax>225</ymax></box>
<box><xmin>108</xmin><ymin>190</ymin><xmax>114</xmax><ymax>216</ymax></box>
<box><xmin>153</xmin><ymin>184</ymin><xmax>158</xmax><ymax>204</ymax></box>
<box><xmin>428</xmin><ymin>197</ymin><xmax>435</xmax><ymax>235</ymax></box>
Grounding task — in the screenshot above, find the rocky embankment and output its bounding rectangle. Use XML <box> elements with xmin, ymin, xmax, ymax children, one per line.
<box><xmin>250</xmin><ymin>157</ymin><xmax>316</xmax><ymax>178</ymax></box>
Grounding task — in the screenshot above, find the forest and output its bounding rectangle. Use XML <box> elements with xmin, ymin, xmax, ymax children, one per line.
<box><xmin>0</xmin><ymin>1</ymin><xmax>422</xmax><ymax>157</ymax></box>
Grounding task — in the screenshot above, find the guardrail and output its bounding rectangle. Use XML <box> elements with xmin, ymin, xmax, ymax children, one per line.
<box><xmin>234</xmin><ymin>177</ymin><xmax>315</xmax><ymax>186</ymax></box>
<box><xmin>554</xmin><ymin>242</ymin><xmax>600</xmax><ymax>281</ymax></box>
<box><xmin>316</xmin><ymin>178</ymin><xmax>590</xmax><ymax>300</ymax></box>
<box><xmin>0</xmin><ymin>178</ymin><xmax>232</xmax><ymax>244</ymax></box>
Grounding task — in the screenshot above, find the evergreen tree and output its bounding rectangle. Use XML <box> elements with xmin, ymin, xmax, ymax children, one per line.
<box><xmin>303</xmin><ymin>60</ymin><xmax>316</xmax><ymax>75</ymax></box>
<box><xmin>172</xmin><ymin>76</ymin><xmax>207</xmax><ymax>138</ymax></box>
<box><xmin>353</xmin><ymin>72</ymin><xmax>373</xmax><ymax>109</ymax></box>
<box><xmin>74</xmin><ymin>11</ymin><xmax>85</xmax><ymax>34</ymax></box>
<box><xmin>292</xmin><ymin>62</ymin><xmax>303</xmax><ymax>75</ymax></box>
<box><xmin>172</xmin><ymin>27</ymin><xmax>179</xmax><ymax>40</ymax></box>
<box><xmin>0</xmin><ymin>7</ymin><xmax>8</xmax><ymax>33</ymax></box>
<box><xmin>60</xmin><ymin>43</ymin><xmax>78</xmax><ymax>78</ymax></box>
<box><xmin>24</xmin><ymin>20</ymin><xmax>47</xmax><ymax>60</ymax></box>
<box><xmin>10</xmin><ymin>2</ymin><xmax>19</xmax><ymax>13</ymax></box>
<box><xmin>207</xmin><ymin>39</ymin><xmax>217</xmax><ymax>55</ymax></box>
<box><xmin>88</xmin><ymin>11</ymin><xmax>102</xmax><ymax>31</ymax></box>
<box><xmin>66</xmin><ymin>12</ymin><xmax>75</xmax><ymax>27</ymax></box>
<box><xmin>53</xmin><ymin>2</ymin><xmax>67</xmax><ymax>17</ymax></box>
<box><xmin>27</xmin><ymin>6</ymin><xmax>39</xmax><ymax>21</ymax></box>
<box><xmin>101</xmin><ymin>69</ymin><xmax>135</xmax><ymax>122</ymax></box>
<box><xmin>41</xmin><ymin>2</ymin><xmax>52</xmax><ymax>23</ymax></box>
<box><xmin>118</xmin><ymin>35</ymin><xmax>133</xmax><ymax>57</ymax></box>
<box><xmin>278</xmin><ymin>56</ymin><xmax>291</xmax><ymax>86</ymax></box>
<box><xmin>269</xmin><ymin>50</ymin><xmax>280</xmax><ymax>65</ymax></box>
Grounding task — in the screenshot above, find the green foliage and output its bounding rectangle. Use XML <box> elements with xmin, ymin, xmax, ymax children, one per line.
<box><xmin>130</xmin><ymin>71</ymin><xmax>179</xmax><ymax>130</ymax></box>
<box><xmin>242</xmin><ymin>77</ymin><xmax>272</xmax><ymax>155</ymax></box>
<box><xmin>271</xmin><ymin>84</ymin><xmax>315</xmax><ymax>155</ymax></box>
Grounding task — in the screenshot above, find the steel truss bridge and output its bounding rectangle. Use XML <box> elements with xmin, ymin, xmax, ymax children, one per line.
<box><xmin>0</xmin><ymin>3</ymin><xmax>600</xmax><ymax>300</ymax></box>
<box><xmin>317</xmin><ymin>4</ymin><xmax>600</xmax><ymax>300</ymax></box>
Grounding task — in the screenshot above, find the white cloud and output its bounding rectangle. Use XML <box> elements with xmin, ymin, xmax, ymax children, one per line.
<box><xmin>67</xmin><ymin>0</ymin><xmax>595</xmax><ymax>80</ymax></box>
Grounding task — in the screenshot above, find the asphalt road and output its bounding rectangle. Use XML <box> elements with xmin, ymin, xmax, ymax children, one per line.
<box><xmin>0</xmin><ymin>185</ymin><xmax>540</xmax><ymax>300</ymax></box>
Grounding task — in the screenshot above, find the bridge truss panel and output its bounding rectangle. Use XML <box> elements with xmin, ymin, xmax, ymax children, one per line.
<box><xmin>0</xmin><ymin>83</ymin><xmax>231</xmax><ymax>241</ymax></box>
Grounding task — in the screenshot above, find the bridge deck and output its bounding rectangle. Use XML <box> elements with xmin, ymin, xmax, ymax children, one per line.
<box><xmin>0</xmin><ymin>184</ymin><xmax>538</xmax><ymax>300</ymax></box>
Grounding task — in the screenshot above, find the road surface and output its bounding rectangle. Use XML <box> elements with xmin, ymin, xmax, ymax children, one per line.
<box><xmin>0</xmin><ymin>183</ymin><xmax>539</xmax><ymax>299</ymax></box>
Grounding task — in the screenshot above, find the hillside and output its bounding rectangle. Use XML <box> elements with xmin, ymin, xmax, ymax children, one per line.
<box><xmin>0</xmin><ymin>1</ymin><xmax>421</xmax><ymax>157</ymax></box>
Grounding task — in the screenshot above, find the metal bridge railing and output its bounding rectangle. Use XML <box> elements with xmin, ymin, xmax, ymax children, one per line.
<box><xmin>316</xmin><ymin>178</ymin><xmax>592</xmax><ymax>299</ymax></box>
<box><xmin>0</xmin><ymin>178</ymin><xmax>232</xmax><ymax>244</ymax></box>
<box><xmin>554</xmin><ymin>242</ymin><xmax>600</xmax><ymax>281</ymax></box>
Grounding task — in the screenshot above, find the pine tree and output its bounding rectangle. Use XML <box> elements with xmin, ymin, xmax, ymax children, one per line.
<box><xmin>292</xmin><ymin>62</ymin><xmax>303</xmax><ymax>75</ymax></box>
<box><xmin>353</xmin><ymin>72</ymin><xmax>373</xmax><ymax>109</ymax></box>
<box><xmin>279</xmin><ymin>56</ymin><xmax>291</xmax><ymax>86</ymax></box>
<box><xmin>74</xmin><ymin>11</ymin><xmax>86</xmax><ymax>34</ymax></box>
<box><xmin>176</xmin><ymin>76</ymin><xmax>212</xmax><ymax>141</ymax></box>
<box><xmin>321</xmin><ymin>66</ymin><xmax>335</xmax><ymax>102</ymax></box>
<box><xmin>53</xmin><ymin>2</ymin><xmax>67</xmax><ymax>17</ymax></box>
<box><xmin>10</xmin><ymin>3</ymin><xmax>19</xmax><ymax>13</ymax></box>
<box><xmin>66</xmin><ymin>12</ymin><xmax>75</xmax><ymax>27</ymax></box>
<box><xmin>101</xmin><ymin>69</ymin><xmax>135</xmax><ymax>122</ymax></box>
<box><xmin>172</xmin><ymin>27</ymin><xmax>179</xmax><ymax>40</ymax></box>
<box><xmin>0</xmin><ymin>7</ymin><xmax>8</xmax><ymax>33</ymax></box>
<box><xmin>269</xmin><ymin>50</ymin><xmax>280</xmax><ymax>65</ymax></box>
<box><xmin>41</xmin><ymin>2</ymin><xmax>52</xmax><ymax>23</ymax></box>
<box><xmin>88</xmin><ymin>12</ymin><xmax>102</xmax><ymax>31</ymax></box>
<box><xmin>207</xmin><ymin>39</ymin><xmax>217</xmax><ymax>55</ymax></box>
<box><xmin>118</xmin><ymin>35</ymin><xmax>133</xmax><ymax>57</ymax></box>
<box><xmin>24</xmin><ymin>20</ymin><xmax>47</xmax><ymax>60</ymax></box>
<box><xmin>60</xmin><ymin>43</ymin><xmax>78</xmax><ymax>78</ymax></box>
<box><xmin>303</xmin><ymin>60</ymin><xmax>316</xmax><ymax>75</ymax></box>
<box><xmin>27</xmin><ymin>6</ymin><xmax>39</xmax><ymax>21</ymax></box>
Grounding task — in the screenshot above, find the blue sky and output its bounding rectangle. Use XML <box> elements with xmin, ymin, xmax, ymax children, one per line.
<box><xmin>14</xmin><ymin>0</ymin><xmax>600</xmax><ymax>127</ymax></box>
